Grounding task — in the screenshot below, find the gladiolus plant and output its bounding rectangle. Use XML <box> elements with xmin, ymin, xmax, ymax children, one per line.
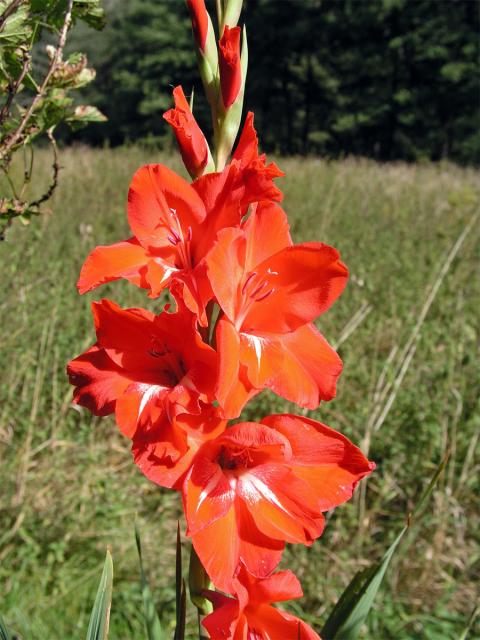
<box><xmin>68</xmin><ymin>1</ymin><xmax>375</xmax><ymax>636</ymax></box>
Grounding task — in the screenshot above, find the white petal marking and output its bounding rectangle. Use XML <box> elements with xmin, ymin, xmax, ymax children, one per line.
<box><xmin>241</xmin><ymin>472</ymin><xmax>293</xmax><ymax>518</ymax></box>
<box><xmin>243</xmin><ymin>333</ymin><xmax>263</xmax><ymax>369</ymax></box>
<box><xmin>137</xmin><ymin>384</ymin><xmax>163</xmax><ymax>420</ymax></box>
<box><xmin>196</xmin><ymin>468</ymin><xmax>224</xmax><ymax>513</ymax></box>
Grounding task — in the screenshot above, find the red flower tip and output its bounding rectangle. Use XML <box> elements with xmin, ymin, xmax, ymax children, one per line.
<box><xmin>219</xmin><ymin>25</ymin><xmax>242</xmax><ymax>108</ymax></box>
<box><xmin>163</xmin><ymin>85</ymin><xmax>210</xmax><ymax>178</ymax></box>
<box><xmin>203</xmin><ymin>566</ymin><xmax>321</xmax><ymax>640</ymax></box>
<box><xmin>186</xmin><ymin>0</ymin><xmax>208</xmax><ymax>51</ymax></box>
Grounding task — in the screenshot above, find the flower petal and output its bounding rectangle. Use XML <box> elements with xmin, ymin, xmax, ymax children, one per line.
<box><xmin>270</xmin><ymin>324</ymin><xmax>343</xmax><ymax>407</ymax></box>
<box><xmin>77</xmin><ymin>238</ymin><xmax>149</xmax><ymax>294</ymax></box>
<box><xmin>243</xmin><ymin>201</ymin><xmax>292</xmax><ymax>271</ymax></box>
<box><xmin>67</xmin><ymin>345</ymin><xmax>130</xmax><ymax>415</ymax></box>
<box><xmin>215</xmin><ymin>316</ymin><xmax>257</xmax><ymax>419</ymax></box>
<box><xmin>242</xmin><ymin>242</ymin><xmax>348</xmax><ymax>334</ymax></box>
<box><xmin>261</xmin><ymin>414</ymin><xmax>376</xmax><ymax>511</ymax></box>
<box><xmin>128</xmin><ymin>164</ymin><xmax>206</xmax><ymax>251</ymax></box>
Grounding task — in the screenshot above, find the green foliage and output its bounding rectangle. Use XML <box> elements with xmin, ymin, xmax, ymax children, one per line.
<box><xmin>135</xmin><ymin>524</ymin><xmax>166</xmax><ymax>640</ymax></box>
<box><xmin>71</xmin><ymin>0</ymin><xmax>479</xmax><ymax>164</ymax></box>
<box><xmin>321</xmin><ymin>454</ymin><xmax>448</xmax><ymax>639</ymax></box>
<box><xmin>86</xmin><ymin>550</ymin><xmax>113</xmax><ymax>640</ymax></box>
<box><xmin>0</xmin><ymin>615</ymin><xmax>11</xmax><ymax>640</ymax></box>
<box><xmin>0</xmin><ymin>0</ymin><xmax>106</xmax><ymax>234</ymax></box>
<box><xmin>67</xmin><ymin>0</ymin><xmax>199</xmax><ymax>146</ymax></box>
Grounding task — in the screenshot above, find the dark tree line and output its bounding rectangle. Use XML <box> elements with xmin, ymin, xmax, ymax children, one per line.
<box><xmin>68</xmin><ymin>0</ymin><xmax>479</xmax><ymax>164</ymax></box>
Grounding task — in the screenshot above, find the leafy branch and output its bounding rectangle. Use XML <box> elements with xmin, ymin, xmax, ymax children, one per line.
<box><xmin>0</xmin><ymin>0</ymin><xmax>106</xmax><ymax>237</ymax></box>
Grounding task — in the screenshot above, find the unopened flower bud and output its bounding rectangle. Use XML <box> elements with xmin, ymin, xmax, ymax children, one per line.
<box><xmin>219</xmin><ymin>25</ymin><xmax>242</xmax><ymax>109</ymax></box>
<box><xmin>186</xmin><ymin>0</ymin><xmax>208</xmax><ymax>52</ymax></box>
<box><xmin>163</xmin><ymin>85</ymin><xmax>214</xmax><ymax>178</ymax></box>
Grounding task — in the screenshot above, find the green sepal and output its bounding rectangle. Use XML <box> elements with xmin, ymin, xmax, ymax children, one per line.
<box><xmin>188</xmin><ymin>545</ymin><xmax>213</xmax><ymax>616</ymax></box>
<box><xmin>221</xmin><ymin>0</ymin><xmax>243</xmax><ymax>31</ymax></box>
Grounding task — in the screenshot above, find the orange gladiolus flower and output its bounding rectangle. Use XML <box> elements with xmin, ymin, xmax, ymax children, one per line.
<box><xmin>206</xmin><ymin>200</ymin><xmax>348</xmax><ymax>417</ymax></box>
<box><xmin>203</xmin><ymin>567</ymin><xmax>321</xmax><ymax>639</ymax></box>
<box><xmin>77</xmin><ymin>159</ymin><xmax>282</xmax><ymax>324</ymax></box>
<box><xmin>67</xmin><ymin>299</ymin><xmax>218</xmax><ymax>440</ymax></box>
<box><xmin>183</xmin><ymin>414</ymin><xmax>375</xmax><ymax>591</ymax></box>
<box><xmin>163</xmin><ymin>86</ymin><xmax>212</xmax><ymax>179</ymax></box>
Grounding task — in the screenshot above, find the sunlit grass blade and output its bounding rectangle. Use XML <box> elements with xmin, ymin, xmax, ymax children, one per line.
<box><xmin>134</xmin><ymin>523</ymin><xmax>166</xmax><ymax>640</ymax></box>
<box><xmin>86</xmin><ymin>549</ymin><xmax>113</xmax><ymax>640</ymax></box>
<box><xmin>174</xmin><ymin>522</ymin><xmax>186</xmax><ymax>640</ymax></box>
<box><xmin>321</xmin><ymin>453</ymin><xmax>449</xmax><ymax>640</ymax></box>
<box><xmin>458</xmin><ymin>605</ymin><xmax>479</xmax><ymax>640</ymax></box>
<box><xmin>0</xmin><ymin>615</ymin><xmax>11</xmax><ymax>640</ymax></box>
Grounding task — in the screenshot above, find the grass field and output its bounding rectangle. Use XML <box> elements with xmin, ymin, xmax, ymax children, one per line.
<box><xmin>0</xmin><ymin>147</ymin><xmax>479</xmax><ymax>639</ymax></box>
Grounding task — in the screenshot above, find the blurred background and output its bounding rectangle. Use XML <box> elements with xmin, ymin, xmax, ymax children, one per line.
<box><xmin>64</xmin><ymin>0</ymin><xmax>479</xmax><ymax>163</ymax></box>
<box><xmin>1</xmin><ymin>1</ymin><xmax>479</xmax><ymax>639</ymax></box>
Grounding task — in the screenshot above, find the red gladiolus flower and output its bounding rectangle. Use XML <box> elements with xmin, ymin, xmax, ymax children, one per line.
<box><xmin>77</xmin><ymin>161</ymin><xmax>281</xmax><ymax>323</ymax></box>
<box><xmin>183</xmin><ymin>414</ymin><xmax>375</xmax><ymax>591</ymax></box>
<box><xmin>67</xmin><ymin>299</ymin><xmax>218</xmax><ymax>442</ymax></box>
<box><xmin>232</xmin><ymin>112</ymin><xmax>285</xmax><ymax>205</ymax></box>
<box><xmin>186</xmin><ymin>0</ymin><xmax>208</xmax><ymax>51</ymax></box>
<box><xmin>206</xmin><ymin>200</ymin><xmax>348</xmax><ymax>418</ymax></box>
<box><xmin>203</xmin><ymin>567</ymin><xmax>321</xmax><ymax>640</ymax></box>
<box><xmin>77</xmin><ymin>164</ymin><xmax>235</xmax><ymax>322</ymax></box>
<box><xmin>219</xmin><ymin>25</ymin><xmax>242</xmax><ymax>108</ymax></box>
<box><xmin>163</xmin><ymin>85</ymin><xmax>211</xmax><ymax>179</ymax></box>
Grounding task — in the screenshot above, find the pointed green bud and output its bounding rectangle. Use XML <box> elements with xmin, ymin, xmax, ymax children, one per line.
<box><xmin>188</xmin><ymin>545</ymin><xmax>213</xmax><ymax>615</ymax></box>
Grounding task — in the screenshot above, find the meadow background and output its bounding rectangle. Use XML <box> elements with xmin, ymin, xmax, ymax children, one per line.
<box><xmin>1</xmin><ymin>149</ymin><xmax>478</xmax><ymax>639</ymax></box>
<box><xmin>1</xmin><ymin>0</ymin><xmax>480</xmax><ymax>638</ymax></box>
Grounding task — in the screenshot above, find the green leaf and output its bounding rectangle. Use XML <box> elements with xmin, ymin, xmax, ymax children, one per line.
<box><xmin>174</xmin><ymin>523</ymin><xmax>186</xmax><ymax>640</ymax></box>
<box><xmin>86</xmin><ymin>549</ymin><xmax>113</xmax><ymax>640</ymax></box>
<box><xmin>134</xmin><ymin>523</ymin><xmax>166</xmax><ymax>640</ymax></box>
<box><xmin>0</xmin><ymin>2</ymin><xmax>32</xmax><ymax>45</ymax></box>
<box><xmin>67</xmin><ymin>105</ymin><xmax>107</xmax><ymax>130</ymax></box>
<box><xmin>0</xmin><ymin>614</ymin><xmax>11</xmax><ymax>640</ymax></box>
<box><xmin>458</xmin><ymin>605</ymin><xmax>479</xmax><ymax>640</ymax></box>
<box><xmin>321</xmin><ymin>454</ymin><xmax>449</xmax><ymax>640</ymax></box>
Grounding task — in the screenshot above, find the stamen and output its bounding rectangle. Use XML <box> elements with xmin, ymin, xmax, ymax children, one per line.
<box><xmin>242</xmin><ymin>271</ymin><xmax>257</xmax><ymax>294</ymax></box>
<box><xmin>167</xmin><ymin>234</ymin><xmax>179</xmax><ymax>246</ymax></box>
<box><xmin>250</xmin><ymin>280</ymin><xmax>268</xmax><ymax>299</ymax></box>
<box><xmin>255</xmin><ymin>287</ymin><xmax>275</xmax><ymax>302</ymax></box>
<box><xmin>186</xmin><ymin>226</ymin><xmax>192</xmax><ymax>242</ymax></box>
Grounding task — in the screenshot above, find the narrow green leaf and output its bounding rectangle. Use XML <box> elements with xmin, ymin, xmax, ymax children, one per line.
<box><xmin>458</xmin><ymin>605</ymin><xmax>479</xmax><ymax>640</ymax></box>
<box><xmin>0</xmin><ymin>614</ymin><xmax>11</xmax><ymax>640</ymax></box>
<box><xmin>321</xmin><ymin>454</ymin><xmax>448</xmax><ymax>640</ymax></box>
<box><xmin>134</xmin><ymin>523</ymin><xmax>166</xmax><ymax>640</ymax></box>
<box><xmin>86</xmin><ymin>549</ymin><xmax>113</xmax><ymax>640</ymax></box>
<box><xmin>174</xmin><ymin>523</ymin><xmax>186</xmax><ymax>640</ymax></box>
